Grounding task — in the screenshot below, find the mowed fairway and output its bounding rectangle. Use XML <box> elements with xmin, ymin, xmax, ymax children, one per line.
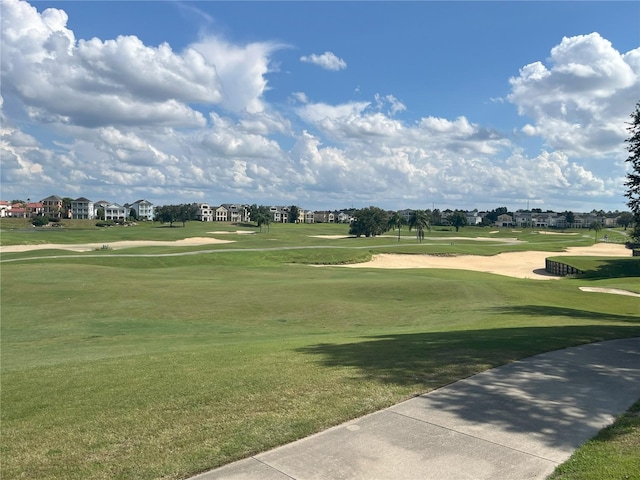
<box><xmin>1</xmin><ymin>221</ymin><xmax>639</xmax><ymax>479</ymax></box>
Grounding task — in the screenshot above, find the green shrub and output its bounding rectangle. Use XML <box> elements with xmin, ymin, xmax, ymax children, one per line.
<box><xmin>31</xmin><ymin>217</ymin><xmax>48</xmax><ymax>227</ymax></box>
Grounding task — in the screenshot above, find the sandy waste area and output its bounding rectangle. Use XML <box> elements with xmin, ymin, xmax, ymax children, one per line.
<box><xmin>340</xmin><ymin>243</ymin><xmax>634</xmax><ymax>281</ymax></box>
<box><xmin>0</xmin><ymin>237</ymin><xmax>234</xmax><ymax>253</ymax></box>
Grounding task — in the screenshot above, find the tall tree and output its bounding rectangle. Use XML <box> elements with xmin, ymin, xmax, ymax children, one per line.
<box><xmin>288</xmin><ymin>205</ymin><xmax>300</xmax><ymax>223</ymax></box>
<box><xmin>562</xmin><ymin>211</ymin><xmax>576</xmax><ymax>227</ymax></box>
<box><xmin>62</xmin><ymin>197</ymin><xmax>73</xmax><ymax>218</ymax></box>
<box><xmin>349</xmin><ymin>206</ymin><xmax>389</xmax><ymax>237</ymax></box>
<box><xmin>589</xmin><ymin>221</ymin><xmax>602</xmax><ymax>242</ymax></box>
<box><xmin>447</xmin><ymin>210</ymin><xmax>467</xmax><ymax>232</ymax></box>
<box><xmin>624</xmin><ymin>101</ymin><xmax>640</xmax><ymax>242</ymax></box>
<box><xmin>179</xmin><ymin>204</ymin><xmax>199</xmax><ymax>226</ymax></box>
<box><xmin>408</xmin><ymin>210</ymin><xmax>430</xmax><ymax>242</ymax></box>
<box><xmin>430</xmin><ymin>208</ymin><xmax>442</xmax><ymax>226</ymax></box>
<box><xmin>256</xmin><ymin>212</ymin><xmax>270</xmax><ymax>232</ymax></box>
<box><xmin>617</xmin><ymin>212</ymin><xmax>634</xmax><ymax>230</ymax></box>
<box><xmin>387</xmin><ymin>211</ymin><xmax>406</xmax><ymax>242</ymax></box>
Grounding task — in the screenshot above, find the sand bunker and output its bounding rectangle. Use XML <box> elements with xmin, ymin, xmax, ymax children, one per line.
<box><xmin>340</xmin><ymin>243</ymin><xmax>632</xmax><ymax>280</ymax></box>
<box><xmin>0</xmin><ymin>237</ymin><xmax>234</xmax><ymax>253</ymax></box>
<box><xmin>579</xmin><ymin>287</ymin><xmax>640</xmax><ymax>298</ymax></box>
<box><xmin>208</xmin><ymin>231</ymin><xmax>255</xmax><ymax>235</ymax></box>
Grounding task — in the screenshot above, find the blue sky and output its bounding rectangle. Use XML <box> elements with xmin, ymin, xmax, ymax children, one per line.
<box><xmin>2</xmin><ymin>0</ymin><xmax>639</xmax><ymax>212</ymax></box>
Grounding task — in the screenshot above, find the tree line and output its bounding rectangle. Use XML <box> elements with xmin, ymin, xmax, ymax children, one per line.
<box><xmin>348</xmin><ymin>206</ymin><xmax>469</xmax><ymax>240</ymax></box>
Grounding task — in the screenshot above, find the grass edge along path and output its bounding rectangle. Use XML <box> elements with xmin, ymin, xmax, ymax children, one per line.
<box><xmin>548</xmin><ymin>398</ymin><xmax>640</xmax><ymax>480</ymax></box>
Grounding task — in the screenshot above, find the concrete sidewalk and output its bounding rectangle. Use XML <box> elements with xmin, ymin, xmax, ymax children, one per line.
<box><xmin>191</xmin><ymin>337</ymin><xmax>640</xmax><ymax>480</ymax></box>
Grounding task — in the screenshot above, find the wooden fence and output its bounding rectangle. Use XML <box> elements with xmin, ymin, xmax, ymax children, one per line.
<box><xmin>545</xmin><ymin>259</ymin><xmax>584</xmax><ymax>277</ymax></box>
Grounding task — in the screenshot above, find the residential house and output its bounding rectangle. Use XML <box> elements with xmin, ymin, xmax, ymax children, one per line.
<box><xmin>41</xmin><ymin>195</ymin><xmax>64</xmax><ymax>218</ymax></box>
<box><xmin>314</xmin><ymin>211</ymin><xmax>335</xmax><ymax>223</ymax></box>
<box><xmin>337</xmin><ymin>211</ymin><xmax>353</xmax><ymax>223</ymax></box>
<box><xmin>548</xmin><ymin>215</ymin><xmax>567</xmax><ymax>229</ymax></box>
<box><xmin>71</xmin><ymin>197</ymin><xmax>95</xmax><ymax>219</ymax></box>
<box><xmin>27</xmin><ymin>202</ymin><xmax>44</xmax><ymax>217</ymax></box>
<box><xmin>9</xmin><ymin>203</ymin><xmax>26</xmax><ymax>218</ymax></box>
<box><xmin>465</xmin><ymin>210</ymin><xmax>483</xmax><ymax>226</ymax></box>
<box><xmin>269</xmin><ymin>206</ymin><xmax>289</xmax><ymax>223</ymax></box>
<box><xmin>215</xmin><ymin>205</ymin><xmax>228</xmax><ymax>222</ymax></box>
<box><xmin>495</xmin><ymin>214</ymin><xmax>513</xmax><ymax>228</ymax></box>
<box><xmin>195</xmin><ymin>203</ymin><xmax>214</xmax><ymax>222</ymax></box>
<box><xmin>94</xmin><ymin>201</ymin><xmax>127</xmax><ymax>220</ymax></box>
<box><xmin>304</xmin><ymin>210</ymin><xmax>315</xmax><ymax>223</ymax></box>
<box><xmin>0</xmin><ymin>200</ymin><xmax>10</xmax><ymax>217</ymax></box>
<box><xmin>532</xmin><ymin>213</ymin><xmax>551</xmax><ymax>229</ymax></box>
<box><xmin>130</xmin><ymin>199</ymin><xmax>154</xmax><ymax>221</ymax></box>
<box><xmin>222</xmin><ymin>204</ymin><xmax>250</xmax><ymax>223</ymax></box>
<box><xmin>513</xmin><ymin>211</ymin><xmax>532</xmax><ymax>228</ymax></box>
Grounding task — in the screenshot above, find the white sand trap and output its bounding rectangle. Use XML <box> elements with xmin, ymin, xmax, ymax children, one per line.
<box><xmin>537</xmin><ymin>231</ymin><xmax>579</xmax><ymax>235</ymax></box>
<box><xmin>340</xmin><ymin>243</ymin><xmax>632</xmax><ymax>280</ymax></box>
<box><xmin>208</xmin><ymin>230</ymin><xmax>255</xmax><ymax>235</ymax></box>
<box><xmin>0</xmin><ymin>237</ymin><xmax>234</xmax><ymax>253</ymax></box>
<box><xmin>579</xmin><ymin>287</ymin><xmax>640</xmax><ymax>298</ymax></box>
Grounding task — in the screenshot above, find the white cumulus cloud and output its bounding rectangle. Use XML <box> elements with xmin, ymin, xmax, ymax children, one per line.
<box><xmin>300</xmin><ymin>51</ymin><xmax>347</xmax><ymax>71</ymax></box>
<box><xmin>508</xmin><ymin>32</ymin><xmax>640</xmax><ymax>158</ymax></box>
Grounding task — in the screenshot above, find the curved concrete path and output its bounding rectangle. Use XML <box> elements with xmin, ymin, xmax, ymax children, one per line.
<box><xmin>191</xmin><ymin>337</ymin><xmax>640</xmax><ymax>480</ymax></box>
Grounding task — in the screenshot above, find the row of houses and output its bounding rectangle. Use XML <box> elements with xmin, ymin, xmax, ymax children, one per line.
<box><xmin>191</xmin><ymin>204</ymin><xmax>346</xmax><ymax>224</ymax></box>
<box><xmin>0</xmin><ymin>196</ymin><xmax>155</xmax><ymax>221</ymax></box>
<box><xmin>477</xmin><ymin>211</ymin><xmax>619</xmax><ymax>229</ymax></box>
<box><xmin>0</xmin><ymin>196</ymin><xmax>629</xmax><ymax>228</ymax></box>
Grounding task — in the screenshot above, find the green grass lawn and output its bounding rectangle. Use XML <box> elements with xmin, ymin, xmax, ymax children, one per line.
<box><xmin>1</xmin><ymin>222</ymin><xmax>639</xmax><ymax>479</ymax></box>
<box><xmin>548</xmin><ymin>399</ymin><xmax>640</xmax><ymax>480</ymax></box>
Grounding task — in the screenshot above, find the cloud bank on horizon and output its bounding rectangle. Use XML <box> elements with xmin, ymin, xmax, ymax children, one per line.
<box><xmin>1</xmin><ymin>0</ymin><xmax>638</xmax><ymax>212</ymax></box>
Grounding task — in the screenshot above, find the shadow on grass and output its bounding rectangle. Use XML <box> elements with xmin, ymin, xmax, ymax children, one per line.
<box><xmin>489</xmin><ymin>305</ymin><xmax>640</xmax><ymax>323</ymax></box>
<box><xmin>297</xmin><ymin>325</ymin><xmax>640</xmax><ymax>389</ymax></box>
<box><xmin>580</xmin><ymin>258</ymin><xmax>640</xmax><ymax>279</ymax></box>
<box><xmin>298</xmin><ymin>328</ymin><xmax>640</xmax><ymax>454</ymax></box>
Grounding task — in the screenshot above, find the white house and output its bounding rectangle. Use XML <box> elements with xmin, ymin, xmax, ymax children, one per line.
<box><xmin>304</xmin><ymin>210</ymin><xmax>315</xmax><ymax>223</ymax></box>
<box><xmin>222</xmin><ymin>204</ymin><xmax>250</xmax><ymax>223</ymax></box>
<box><xmin>130</xmin><ymin>199</ymin><xmax>154</xmax><ymax>221</ymax></box>
<box><xmin>465</xmin><ymin>210</ymin><xmax>483</xmax><ymax>226</ymax></box>
<box><xmin>71</xmin><ymin>197</ymin><xmax>95</xmax><ymax>219</ymax></box>
<box><xmin>195</xmin><ymin>203</ymin><xmax>214</xmax><ymax>222</ymax></box>
<box><xmin>270</xmin><ymin>206</ymin><xmax>289</xmax><ymax>223</ymax></box>
<box><xmin>95</xmin><ymin>201</ymin><xmax>127</xmax><ymax>220</ymax></box>
<box><xmin>0</xmin><ymin>200</ymin><xmax>10</xmax><ymax>217</ymax></box>
<box><xmin>215</xmin><ymin>205</ymin><xmax>228</xmax><ymax>222</ymax></box>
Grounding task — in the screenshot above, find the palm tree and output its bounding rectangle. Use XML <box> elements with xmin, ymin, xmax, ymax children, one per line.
<box><xmin>408</xmin><ymin>210</ymin><xmax>430</xmax><ymax>243</ymax></box>
<box><xmin>589</xmin><ymin>221</ymin><xmax>602</xmax><ymax>242</ymax></box>
<box><xmin>387</xmin><ymin>212</ymin><xmax>407</xmax><ymax>242</ymax></box>
<box><xmin>256</xmin><ymin>213</ymin><xmax>270</xmax><ymax>232</ymax></box>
